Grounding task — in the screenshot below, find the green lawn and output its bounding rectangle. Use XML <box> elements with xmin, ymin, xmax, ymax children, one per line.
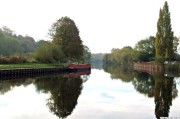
<box><xmin>0</xmin><ymin>63</ymin><xmax>69</xmax><ymax>69</ymax></box>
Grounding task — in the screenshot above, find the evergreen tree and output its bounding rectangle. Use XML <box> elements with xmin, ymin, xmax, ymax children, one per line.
<box><xmin>163</xmin><ymin>1</ymin><xmax>174</xmax><ymax>60</ymax></box>
<box><xmin>155</xmin><ymin>1</ymin><xmax>174</xmax><ymax>62</ymax></box>
<box><xmin>155</xmin><ymin>9</ymin><xmax>164</xmax><ymax>61</ymax></box>
<box><xmin>50</xmin><ymin>16</ymin><xmax>84</xmax><ymax>61</ymax></box>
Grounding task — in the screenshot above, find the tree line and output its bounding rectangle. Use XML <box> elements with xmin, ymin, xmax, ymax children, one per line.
<box><xmin>0</xmin><ymin>17</ymin><xmax>91</xmax><ymax>64</ymax></box>
<box><xmin>103</xmin><ymin>1</ymin><xmax>179</xmax><ymax>66</ymax></box>
<box><xmin>0</xmin><ymin>26</ymin><xmax>36</xmax><ymax>56</ymax></box>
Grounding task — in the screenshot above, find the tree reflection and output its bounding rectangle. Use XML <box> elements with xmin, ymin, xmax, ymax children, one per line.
<box><xmin>103</xmin><ymin>64</ymin><xmax>134</xmax><ymax>82</ymax></box>
<box><xmin>103</xmin><ymin>64</ymin><xmax>178</xmax><ymax>119</ymax></box>
<box><xmin>132</xmin><ymin>71</ymin><xmax>178</xmax><ymax>119</ymax></box>
<box><xmin>34</xmin><ymin>74</ymin><xmax>83</xmax><ymax>118</ymax></box>
<box><xmin>132</xmin><ymin>71</ymin><xmax>155</xmax><ymax>97</ymax></box>
<box><xmin>0</xmin><ymin>78</ymin><xmax>33</xmax><ymax>94</ymax></box>
<box><xmin>154</xmin><ymin>73</ymin><xmax>178</xmax><ymax>119</ymax></box>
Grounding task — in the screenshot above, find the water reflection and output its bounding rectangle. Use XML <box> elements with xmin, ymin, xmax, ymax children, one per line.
<box><xmin>154</xmin><ymin>73</ymin><xmax>178</xmax><ymax>119</ymax></box>
<box><xmin>0</xmin><ymin>78</ymin><xmax>33</xmax><ymax>94</ymax></box>
<box><xmin>0</xmin><ymin>66</ymin><xmax>179</xmax><ymax>119</ymax></box>
<box><xmin>0</xmin><ymin>72</ymin><xmax>90</xmax><ymax>119</ymax></box>
<box><xmin>91</xmin><ymin>62</ymin><xmax>103</xmax><ymax>70</ymax></box>
<box><xmin>133</xmin><ymin>71</ymin><xmax>155</xmax><ymax>97</ymax></box>
<box><xmin>34</xmin><ymin>74</ymin><xmax>83</xmax><ymax>118</ymax></box>
<box><xmin>103</xmin><ymin>65</ymin><xmax>134</xmax><ymax>82</ymax></box>
<box><xmin>103</xmin><ymin>65</ymin><xmax>179</xmax><ymax>119</ymax></box>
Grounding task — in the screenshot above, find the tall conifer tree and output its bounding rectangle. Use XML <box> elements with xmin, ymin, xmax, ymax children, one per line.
<box><xmin>155</xmin><ymin>1</ymin><xmax>174</xmax><ymax>62</ymax></box>
<box><xmin>162</xmin><ymin>2</ymin><xmax>174</xmax><ymax>60</ymax></box>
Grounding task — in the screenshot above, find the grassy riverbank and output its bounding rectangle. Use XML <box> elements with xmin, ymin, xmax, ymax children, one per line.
<box><xmin>0</xmin><ymin>63</ymin><xmax>69</xmax><ymax>69</ymax></box>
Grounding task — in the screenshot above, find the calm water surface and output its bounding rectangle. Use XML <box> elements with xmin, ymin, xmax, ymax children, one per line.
<box><xmin>0</xmin><ymin>69</ymin><xmax>180</xmax><ymax>119</ymax></box>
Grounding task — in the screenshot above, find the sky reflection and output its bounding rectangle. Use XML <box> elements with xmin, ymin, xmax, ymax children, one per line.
<box><xmin>68</xmin><ymin>69</ymin><xmax>156</xmax><ymax>119</ymax></box>
<box><xmin>0</xmin><ymin>69</ymin><xmax>179</xmax><ymax>119</ymax></box>
<box><xmin>0</xmin><ymin>84</ymin><xmax>57</xmax><ymax>119</ymax></box>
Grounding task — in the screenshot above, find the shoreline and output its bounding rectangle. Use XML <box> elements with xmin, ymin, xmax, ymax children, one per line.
<box><xmin>0</xmin><ymin>63</ymin><xmax>91</xmax><ymax>79</ymax></box>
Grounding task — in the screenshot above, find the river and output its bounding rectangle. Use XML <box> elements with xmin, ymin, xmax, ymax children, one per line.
<box><xmin>0</xmin><ymin>68</ymin><xmax>180</xmax><ymax>119</ymax></box>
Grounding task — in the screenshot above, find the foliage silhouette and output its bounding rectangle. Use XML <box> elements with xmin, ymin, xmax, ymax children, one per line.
<box><xmin>34</xmin><ymin>75</ymin><xmax>83</xmax><ymax>118</ymax></box>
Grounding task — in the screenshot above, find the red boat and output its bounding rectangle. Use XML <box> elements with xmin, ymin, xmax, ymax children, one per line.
<box><xmin>69</xmin><ymin>63</ymin><xmax>91</xmax><ymax>72</ymax></box>
<box><xmin>69</xmin><ymin>63</ymin><xmax>91</xmax><ymax>69</ymax></box>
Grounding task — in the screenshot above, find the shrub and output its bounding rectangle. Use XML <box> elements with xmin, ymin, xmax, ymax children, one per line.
<box><xmin>0</xmin><ymin>56</ymin><xmax>26</xmax><ymax>64</ymax></box>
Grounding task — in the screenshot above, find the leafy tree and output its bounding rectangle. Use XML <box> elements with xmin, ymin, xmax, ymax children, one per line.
<box><xmin>134</xmin><ymin>36</ymin><xmax>155</xmax><ymax>61</ymax></box>
<box><xmin>1</xmin><ymin>26</ymin><xmax>14</xmax><ymax>35</ymax></box>
<box><xmin>135</xmin><ymin>36</ymin><xmax>155</xmax><ymax>56</ymax></box>
<box><xmin>49</xmin><ymin>16</ymin><xmax>84</xmax><ymax>61</ymax></box>
<box><xmin>118</xmin><ymin>46</ymin><xmax>133</xmax><ymax>65</ymax></box>
<box><xmin>103</xmin><ymin>46</ymin><xmax>133</xmax><ymax>66</ymax></box>
<box><xmin>35</xmin><ymin>42</ymin><xmax>64</xmax><ymax>63</ymax></box>
<box><xmin>0</xmin><ymin>27</ymin><xmax>36</xmax><ymax>56</ymax></box>
<box><xmin>0</xmin><ymin>28</ymin><xmax>23</xmax><ymax>56</ymax></box>
<box><xmin>17</xmin><ymin>35</ymin><xmax>36</xmax><ymax>53</ymax></box>
<box><xmin>155</xmin><ymin>1</ymin><xmax>174</xmax><ymax>62</ymax></box>
<box><xmin>36</xmin><ymin>40</ymin><xmax>49</xmax><ymax>48</ymax></box>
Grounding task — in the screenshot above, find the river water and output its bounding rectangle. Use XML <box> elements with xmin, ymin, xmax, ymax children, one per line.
<box><xmin>0</xmin><ymin>68</ymin><xmax>180</xmax><ymax>119</ymax></box>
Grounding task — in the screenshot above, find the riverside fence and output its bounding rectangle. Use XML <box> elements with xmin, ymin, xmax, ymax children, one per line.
<box><xmin>133</xmin><ymin>62</ymin><xmax>162</xmax><ymax>75</ymax></box>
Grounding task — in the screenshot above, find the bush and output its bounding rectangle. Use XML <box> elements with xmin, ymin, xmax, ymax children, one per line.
<box><xmin>9</xmin><ymin>56</ymin><xmax>26</xmax><ymax>63</ymax></box>
<box><xmin>0</xmin><ymin>56</ymin><xmax>26</xmax><ymax>64</ymax></box>
<box><xmin>35</xmin><ymin>43</ymin><xmax>65</xmax><ymax>63</ymax></box>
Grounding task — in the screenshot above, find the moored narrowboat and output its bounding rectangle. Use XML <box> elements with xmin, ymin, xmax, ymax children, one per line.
<box><xmin>69</xmin><ymin>63</ymin><xmax>91</xmax><ymax>72</ymax></box>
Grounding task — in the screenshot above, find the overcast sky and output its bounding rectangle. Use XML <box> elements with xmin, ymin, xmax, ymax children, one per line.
<box><xmin>0</xmin><ymin>0</ymin><xmax>180</xmax><ymax>53</ymax></box>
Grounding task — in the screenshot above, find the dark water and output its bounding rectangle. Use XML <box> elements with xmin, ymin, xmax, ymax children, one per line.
<box><xmin>0</xmin><ymin>67</ymin><xmax>180</xmax><ymax>119</ymax></box>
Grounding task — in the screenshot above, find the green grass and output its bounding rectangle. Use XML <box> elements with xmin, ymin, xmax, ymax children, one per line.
<box><xmin>0</xmin><ymin>63</ymin><xmax>69</xmax><ymax>69</ymax></box>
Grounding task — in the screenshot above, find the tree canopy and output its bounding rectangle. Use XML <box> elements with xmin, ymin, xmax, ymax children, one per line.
<box><xmin>50</xmin><ymin>16</ymin><xmax>84</xmax><ymax>61</ymax></box>
<box><xmin>103</xmin><ymin>46</ymin><xmax>134</xmax><ymax>66</ymax></box>
<box><xmin>134</xmin><ymin>36</ymin><xmax>155</xmax><ymax>61</ymax></box>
